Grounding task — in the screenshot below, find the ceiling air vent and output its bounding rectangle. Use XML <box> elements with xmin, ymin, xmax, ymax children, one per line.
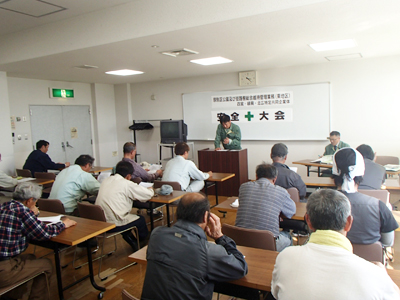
<box><xmin>74</xmin><ymin>65</ymin><xmax>99</xmax><ymax>69</ymax></box>
<box><xmin>160</xmin><ymin>48</ymin><xmax>199</xmax><ymax>57</ymax></box>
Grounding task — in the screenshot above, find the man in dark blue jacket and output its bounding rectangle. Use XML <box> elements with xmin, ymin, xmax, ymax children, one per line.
<box><xmin>23</xmin><ymin>140</ymin><xmax>70</xmax><ymax>176</ymax></box>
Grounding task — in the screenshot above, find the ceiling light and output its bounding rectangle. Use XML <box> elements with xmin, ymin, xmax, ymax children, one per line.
<box><xmin>325</xmin><ymin>53</ymin><xmax>362</xmax><ymax>61</ymax></box>
<box><xmin>74</xmin><ymin>65</ymin><xmax>98</xmax><ymax>69</ymax></box>
<box><xmin>161</xmin><ymin>48</ymin><xmax>199</xmax><ymax>57</ymax></box>
<box><xmin>309</xmin><ymin>39</ymin><xmax>356</xmax><ymax>52</ymax></box>
<box><xmin>105</xmin><ymin>69</ymin><xmax>144</xmax><ymax>76</ymax></box>
<box><xmin>190</xmin><ymin>56</ymin><xmax>233</xmax><ymax>66</ymax></box>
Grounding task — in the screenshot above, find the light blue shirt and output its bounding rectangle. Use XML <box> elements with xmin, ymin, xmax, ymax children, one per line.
<box><xmin>49</xmin><ymin>165</ymin><xmax>100</xmax><ymax>213</ymax></box>
<box><xmin>162</xmin><ymin>156</ymin><xmax>209</xmax><ymax>191</ymax></box>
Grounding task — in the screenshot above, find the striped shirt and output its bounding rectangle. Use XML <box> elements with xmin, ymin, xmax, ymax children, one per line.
<box><xmin>0</xmin><ymin>200</ymin><xmax>65</xmax><ymax>258</ymax></box>
<box><xmin>235</xmin><ymin>178</ymin><xmax>295</xmax><ymax>236</ymax></box>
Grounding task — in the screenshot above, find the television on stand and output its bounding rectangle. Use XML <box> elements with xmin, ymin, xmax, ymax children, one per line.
<box><xmin>160</xmin><ymin>119</ymin><xmax>188</xmax><ymax>144</ymax></box>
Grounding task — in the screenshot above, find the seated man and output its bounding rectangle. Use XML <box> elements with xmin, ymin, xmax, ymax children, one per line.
<box><xmin>356</xmin><ymin>144</ymin><xmax>386</xmax><ymax>190</ymax></box>
<box><xmin>214</xmin><ymin>113</ymin><xmax>241</xmax><ymax>150</ymax></box>
<box><xmin>272</xmin><ymin>189</ymin><xmax>400</xmax><ymax>299</ymax></box>
<box><xmin>49</xmin><ymin>154</ymin><xmax>100</xmax><ymax>215</ymax></box>
<box><xmin>141</xmin><ymin>193</ymin><xmax>248</xmax><ymax>300</ymax></box>
<box><xmin>271</xmin><ymin>143</ymin><xmax>306</xmax><ymax>201</ymax></box>
<box><xmin>121</xmin><ymin>142</ymin><xmax>162</xmax><ymax>182</ymax></box>
<box><xmin>235</xmin><ymin>163</ymin><xmax>296</xmax><ymax>252</ymax></box>
<box><xmin>0</xmin><ymin>152</ymin><xmax>18</xmax><ymax>188</ymax></box>
<box><xmin>0</xmin><ymin>182</ymin><xmax>76</xmax><ymax>300</ymax></box>
<box><xmin>333</xmin><ymin>148</ymin><xmax>398</xmax><ymax>246</ymax></box>
<box><xmin>23</xmin><ymin>140</ymin><xmax>70</xmax><ymax>176</ymax></box>
<box><xmin>162</xmin><ymin>142</ymin><xmax>212</xmax><ymax>192</ymax></box>
<box><xmin>95</xmin><ymin>161</ymin><xmax>154</xmax><ymax>251</ymax></box>
<box><xmin>323</xmin><ymin>131</ymin><xmax>350</xmax><ymax>155</ymax></box>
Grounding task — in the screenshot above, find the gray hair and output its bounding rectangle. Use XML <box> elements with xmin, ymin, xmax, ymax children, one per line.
<box><xmin>306</xmin><ymin>189</ymin><xmax>351</xmax><ymax>231</ymax></box>
<box><xmin>13</xmin><ymin>182</ymin><xmax>42</xmax><ymax>201</ymax></box>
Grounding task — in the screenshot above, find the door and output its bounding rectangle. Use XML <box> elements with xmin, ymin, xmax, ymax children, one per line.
<box><xmin>30</xmin><ymin>105</ymin><xmax>93</xmax><ymax>165</ymax></box>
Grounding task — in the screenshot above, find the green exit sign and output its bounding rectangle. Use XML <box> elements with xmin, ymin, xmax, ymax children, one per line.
<box><xmin>49</xmin><ymin>88</ymin><xmax>74</xmax><ymax>99</ymax></box>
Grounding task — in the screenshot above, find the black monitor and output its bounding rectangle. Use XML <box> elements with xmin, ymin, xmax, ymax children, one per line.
<box><xmin>160</xmin><ymin>120</ymin><xmax>188</xmax><ymax>144</ymax></box>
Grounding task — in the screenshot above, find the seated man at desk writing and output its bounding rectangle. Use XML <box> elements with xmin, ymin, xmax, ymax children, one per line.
<box><xmin>162</xmin><ymin>142</ymin><xmax>212</xmax><ymax>192</ymax></box>
<box><xmin>272</xmin><ymin>189</ymin><xmax>400</xmax><ymax>300</ymax></box>
<box><xmin>214</xmin><ymin>113</ymin><xmax>241</xmax><ymax>150</ymax></box>
<box><xmin>50</xmin><ymin>154</ymin><xmax>100</xmax><ymax>215</ymax></box>
<box><xmin>356</xmin><ymin>144</ymin><xmax>386</xmax><ymax>190</ymax></box>
<box><xmin>141</xmin><ymin>193</ymin><xmax>248</xmax><ymax>300</ymax></box>
<box><xmin>0</xmin><ymin>182</ymin><xmax>76</xmax><ymax>300</ymax></box>
<box><xmin>235</xmin><ymin>163</ymin><xmax>296</xmax><ymax>252</ymax></box>
<box><xmin>271</xmin><ymin>143</ymin><xmax>306</xmax><ymax>201</ymax></box>
<box><xmin>23</xmin><ymin>140</ymin><xmax>70</xmax><ymax>176</ymax></box>
<box><xmin>333</xmin><ymin>148</ymin><xmax>398</xmax><ymax>246</ymax></box>
<box><xmin>95</xmin><ymin>161</ymin><xmax>154</xmax><ymax>251</ymax></box>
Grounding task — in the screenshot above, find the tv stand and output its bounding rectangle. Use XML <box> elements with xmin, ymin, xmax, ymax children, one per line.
<box><xmin>158</xmin><ymin>142</ymin><xmax>194</xmax><ymax>165</ymax></box>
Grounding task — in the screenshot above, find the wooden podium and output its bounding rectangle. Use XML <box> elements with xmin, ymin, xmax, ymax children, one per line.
<box><xmin>198</xmin><ymin>148</ymin><xmax>248</xmax><ymax>197</ymax></box>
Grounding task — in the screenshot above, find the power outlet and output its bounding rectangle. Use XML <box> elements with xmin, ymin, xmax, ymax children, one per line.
<box><xmin>112</xmin><ymin>151</ymin><xmax>118</xmax><ymax>157</ymax></box>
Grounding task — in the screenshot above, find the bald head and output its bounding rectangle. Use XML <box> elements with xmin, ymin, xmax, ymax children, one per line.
<box><xmin>177</xmin><ymin>193</ymin><xmax>210</xmax><ymax>224</ymax></box>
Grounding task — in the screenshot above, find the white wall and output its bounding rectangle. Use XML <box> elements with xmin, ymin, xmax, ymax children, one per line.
<box><xmin>0</xmin><ymin>72</ymin><xmax>15</xmax><ymax>175</ymax></box>
<box><xmin>114</xmin><ymin>83</ymin><xmax>133</xmax><ymax>158</ymax></box>
<box><xmin>127</xmin><ymin>55</ymin><xmax>400</xmax><ymax>179</ymax></box>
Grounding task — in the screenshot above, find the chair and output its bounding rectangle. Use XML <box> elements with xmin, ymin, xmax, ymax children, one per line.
<box><xmin>358</xmin><ymin>189</ymin><xmax>391</xmax><ymax>209</ymax></box>
<box><xmin>0</xmin><ymin>271</ymin><xmax>49</xmax><ymax>299</ymax></box>
<box><xmin>352</xmin><ymin>241</ymin><xmax>384</xmax><ymax>264</ymax></box>
<box><xmin>34</xmin><ymin>172</ymin><xmax>56</xmax><ymax>195</ymax></box>
<box><xmin>77</xmin><ymin>202</ymin><xmax>138</xmax><ymax>280</ymax></box>
<box><xmin>122</xmin><ymin>289</ymin><xmax>140</xmax><ymax>300</ymax></box>
<box><xmin>222</xmin><ymin>223</ymin><xmax>276</xmax><ymax>251</ymax></box>
<box><xmin>16</xmin><ymin>169</ymin><xmax>32</xmax><ymax>177</ymax></box>
<box><xmin>375</xmin><ymin>156</ymin><xmax>399</xmax><ymax>166</ymax></box>
<box><xmin>37</xmin><ymin>198</ymin><xmax>65</xmax><ymax>214</ymax></box>
<box><xmin>287</xmin><ymin>187</ymin><xmax>300</xmax><ymax>202</ymax></box>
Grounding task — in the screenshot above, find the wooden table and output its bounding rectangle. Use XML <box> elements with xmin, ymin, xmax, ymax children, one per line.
<box><xmin>35</xmin><ymin>211</ymin><xmax>115</xmax><ymax>300</ymax></box>
<box><xmin>89</xmin><ymin>166</ymin><xmax>113</xmax><ymax>173</ymax></box>
<box><xmin>214</xmin><ymin>197</ymin><xmax>306</xmax><ymax>221</ymax></box>
<box><xmin>129</xmin><ymin>244</ymin><xmax>400</xmax><ymax>294</ymax></box>
<box><xmin>148</xmin><ymin>190</ymin><xmax>186</xmax><ymax>230</ymax></box>
<box><xmin>205</xmin><ymin>172</ymin><xmax>235</xmax><ymax>206</ymax></box>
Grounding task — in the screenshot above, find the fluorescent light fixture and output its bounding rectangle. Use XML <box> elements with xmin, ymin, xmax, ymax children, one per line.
<box><xmin>190</xmin><ymin>56</ymin><xmax>233</xmax><ymax>66</ymax></box>
<box><xmin>309</xmin><ymin>39</ymin><xmax>356</xmax><ymax>52</ymax></box>
<box><xmin>105</xmin><ymin>69</ymin><xmax>144</xmax><ymax>76</ymax></box>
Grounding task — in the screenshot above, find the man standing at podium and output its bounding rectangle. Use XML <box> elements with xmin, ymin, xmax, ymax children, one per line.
<box><xmin>214</xmin><ymin>114</ymin><xmax>241</xmax><ymax>150</ymax></box>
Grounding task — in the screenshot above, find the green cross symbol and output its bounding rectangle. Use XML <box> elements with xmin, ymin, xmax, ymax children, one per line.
<box><xmin>245</xmin><ymin>111</ymin><xmax>254</xmax><ymax>121</ymax></box>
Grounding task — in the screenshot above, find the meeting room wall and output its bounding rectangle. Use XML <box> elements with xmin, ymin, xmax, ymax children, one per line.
<box><xmin>0</xmin><ymin>72</ymin><xmax>15</xmax><ymax>175</ymax></box>
<box><xmin>6</xmin><ymin>78</ymin><xmax>119</xmax><ymax>170</ymax></box>
<box><xmin>127</xmin><ymin>55</ymin><xmax>400</xmax><ymax>179</ymax></box>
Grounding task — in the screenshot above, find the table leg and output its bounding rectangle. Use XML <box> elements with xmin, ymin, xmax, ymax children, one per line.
<box><xmin>318</xmin><ymin>167</ymin><xmax>321</xmax><ymax>177</ymax></box>
<box><xmin>307</xmin><ymin>166</ymin><xmax>310</xmax><ymax>177</ymax></box>
<box><xmin>150</xmin><ymin>202</ymin><xmax>154</xmax><ymax>231</ymax></box>
<box><xmin>54</xmin><ymin>243</ymin><xmax>64</xmax><ymax>300</ymax></box>
<box><xmin>86</xmin><ymin>243</ymin><xmax>106</xmax><ymax>293</ymax></box>
<box><xmin>166</xmin><ymin>204</ymin><xmax>171</xmax><ymax>227</ymax></box>
<box><xmin>215</xmin><ymin>183</ymin><xmax>219</xmax><ymax>205</ymax></box>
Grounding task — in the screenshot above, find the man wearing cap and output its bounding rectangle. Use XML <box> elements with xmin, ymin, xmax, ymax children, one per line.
<box><xmin>332</xmin><ymin>147</ymin><xmax>398</xmax><ymax>246</ymax></box>
<box><xmin>214</xmin><ymin>113</ymin><xmax>241</xmax><ymax>150</ymax></box>
<box><xmin>356</xmin><ymin>144</ymin><xmax>386</xmax><ymax>190</ymax></box>
<box><xmin>271</xmin><ymin>189</ymin><xmax>400</xmax><ymax>300</ymax></box>
<box><xmin>162</xmin><ymin>142</ymin><xmax>212</xmax><ymax>192</ymax></box>
<box><xmin>323</xmin><ymin>131</ymin><xmax>350</xmax><ymax>156</ymax></box>
<box><xmin>271</xmin><ymin>143</ymin><xmax>306</xmax><ymax>201</ymax></box>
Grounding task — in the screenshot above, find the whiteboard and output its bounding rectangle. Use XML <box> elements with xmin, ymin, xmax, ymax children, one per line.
<box><xmin>183</xmin><ymin>82</ymin><xmax>330</xmax><ymax>141</ymax></box>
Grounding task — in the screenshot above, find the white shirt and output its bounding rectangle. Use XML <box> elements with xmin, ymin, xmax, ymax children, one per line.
<box><xmin>272</xmin><ymin>242</ymin><xmax>400</xmax><ymax>300</ymax></box>
<box><xmin>162</xmin><ymin>155</ymin><xmax>209</xmax><ymax>191</ymax></box>
<box><xmin>95</xmin><ymin>174</ymin><xmax>154</xmax><ymax>226</ymax></box>
<box><xmin>0</xmin><ymin>170</ymin><xmax>17</xmax><ymax>188</ymax></box>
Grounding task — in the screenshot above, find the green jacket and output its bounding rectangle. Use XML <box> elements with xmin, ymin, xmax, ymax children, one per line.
<box><xmin>323</xmin><ymin>140</ymin><xmax>350</xmax><ymax>155</ymax></box>
<box><xmin>214</xmin><ymin>122</ymin><xmax>241</xmax><ymax>150</ymax></box>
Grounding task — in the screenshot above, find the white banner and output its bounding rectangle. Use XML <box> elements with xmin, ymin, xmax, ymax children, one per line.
<box><xmin>211</xmin><ymin>92</ymin><xmax>293</xmax><ymax>108</ymax></box>
<box><xmin>212</xmin><ymin>108</ymin><xmax>293</xmax><ymax>123</ymax></box>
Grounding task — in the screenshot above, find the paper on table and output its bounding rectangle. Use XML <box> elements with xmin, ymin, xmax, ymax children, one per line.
<box><xmin>289</xmin><ymin>167</ymin><xmax>298</xmax><ymax>173</ymax></box>
<box><xmin>147</xmin><ymin>164</ymin><xmax>162</xmax><ymax>174</ymax></box>
<box><xmin>139</xmin><ymin>182</ymin><xmax>154</xmax><ymax>188</ymax></box>
<box><xmin>311</xmin><ymin>155</ymin><xmax>333</xmax><ymax>164</ymax></box>
<box><xmin>230</xmin><ymin>199</ymin><xmax>239</xmax><ymax>207</ymax></box>
<box><xmin>38</xmin><ymin>215</ymin><xmax>64</xmax><ymax>225</ymax></box>
<box><xmin>385</xmin><ymin>164</ymin><xmax>400</xmax><ymax>172</ymax></box>
<box><xmin>17</xmin><ymin>177</ymin><xmax>35</xmax><ymax>182</ymax></box>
